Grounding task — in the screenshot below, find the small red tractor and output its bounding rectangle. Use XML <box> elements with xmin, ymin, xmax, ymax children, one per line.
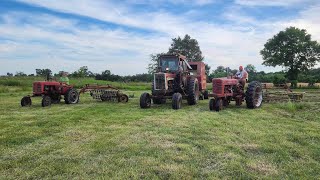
<box><xmin>140</xmin><ymin>54</ymin><xmax>208</xmax><ymax>110</ymax></box>
<box><xmin>209</xmin><ymin>77</ymin><xmax>263</xmax><ymax>111</ymax></box>
<box><xmin>21</xmin><ymin>81</ymin><xmax>79</xmax><ymax>107</ymax></box>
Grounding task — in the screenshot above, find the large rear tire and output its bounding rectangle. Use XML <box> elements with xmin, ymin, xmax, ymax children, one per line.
<box><xmin>172</xmin><ymin>93</ymin><xmax>182</xmax><ymax>110</ymax></box>
<box><xmin>21</xmin><ymin>96</ymin><xmax>32</xmax><ymax>107</ymax></box>
<box><xmin>64</xmin><ymin>88</ymin><xmax>79</xmax><ymax>104</ymax></box>
<box><xmin>140</xmin><ymin>93</ymin><xmax>151</xmax><ymax>108</ymax></box>
<box><xmin>187</xmin><ymin>77</ymin><xmax>199</xmax><ymax>105</ymax></box>
<box><xmin>246</xmin><ymin>81</ymin><xmax>263</xmax><ymax>109</ymax></box>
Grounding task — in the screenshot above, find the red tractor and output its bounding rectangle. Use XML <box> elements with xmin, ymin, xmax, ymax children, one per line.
<box><xmin>140</xmin><ymin>54</ymin><xmax>208</xmax><ymax>110</ymax></box>
<box><xmin>209</xmin><ymin>77</ymin><xmax>263</xmax><ymax>111</ymax></box>
<box><xmin>21</xmin><ymin>81</ymin><xmax>79</xmax><ymax>107</ymax></box>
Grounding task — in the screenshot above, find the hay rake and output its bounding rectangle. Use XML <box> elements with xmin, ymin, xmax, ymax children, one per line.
<box><xmin>80</xmin><ymin>84</ymin><xmax>128</xmax><ymax>103</ymax></box>
<box><xmin>262</xmin><ymin>83</ymin><xmax>304</xmax><ymax>102</ymax></box>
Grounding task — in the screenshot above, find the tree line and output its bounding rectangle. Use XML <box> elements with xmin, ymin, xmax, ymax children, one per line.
<box><xmin>6</xmin><ymin>65</ymin><xmax>320</xmax><ymax>86</ymax></box>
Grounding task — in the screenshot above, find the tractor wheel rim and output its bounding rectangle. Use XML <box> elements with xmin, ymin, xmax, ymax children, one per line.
<box><xmin>70</xmin><ymin>91</ymin><xmax>78</xmax><ymax>102</ymax></box>
<box><xmin>195</xmin><ymin>83</ymin><xmax>199</xmax><ymax>101</ymax></box>
<box><xmin>120</xmin><ymin>96</ymin><xmax>127</xmax><ymax>102</ymax></box>
<box><xmin>44</xmin><ymin>98</ymin><xmax>50</xmax><ymax>106</ymax></box>
<box><xmin>146</xmin><ymin>96</ymin><xmax>151</xmax><ymax>106</ymax></box>
<box><xmin>254</xmin><ymin>87</ymin><xmax>263</xmax><ymax>107</ymax></box>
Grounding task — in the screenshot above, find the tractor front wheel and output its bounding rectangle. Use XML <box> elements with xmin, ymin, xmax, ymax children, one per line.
<box><xmin>246</xmin><ymin>81</ymin><xmax>263</xmax><ymax>109</ymax></box>
<box><xmin>172</xmin><ymin>93</ymin><xmax>182</xmax><ymax>110</ymax></box>
<box><xmin>140</xmin><ymin>93</ymin><xmax>151</xmax><ymax>108</ymax></box>
<box><xmin>42</xmin><ymin>96</ymin><xmax>51</xmax><ymax>107</ymax></box>
<box><xmin>187</xmin><ymin>77</ymin><xmax>199</xmax><ymax>105</ymax></box>
<box><xmin>64</xmin><ymin>88</ymin><xmax>79</xmax><ymax>104</ymax></box>
<box><xmin>21</xmin><ymin>96</ymin><xmax>32</xmax><ymax>107</ymax></box>
<box><xmin>215</xmin><ymin>98</ymin><xmax>223</xmax><ymax>112</ymax></box>
<box><xmin>209</xmin><ymin>99</ymin><xmax>215</xmax><ymax>111</ymax></box>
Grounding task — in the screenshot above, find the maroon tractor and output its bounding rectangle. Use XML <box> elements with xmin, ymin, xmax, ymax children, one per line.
<box><xmin>140</xmin><ymin>54</ymin><xmax>208</xmax><ymax>110</ymax></box>
<box><xmin>21</xmin><ymin>81</ymin><xmax>79</xmax><ymax>107</ymax></box>
<box><xmin>209</xmin><ymin>77</ymin><xmax>263</xmax><ymax>111</ymax></box>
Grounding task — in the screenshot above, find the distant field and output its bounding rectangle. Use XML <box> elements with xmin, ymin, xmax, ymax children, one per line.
<box><xmin>0</xmin><ymin>78</ymin><xmax>320</xmax><ymax>179</ymax></box>
<box><xmin>0</xmin><ymin>77</ymin><xmax>150</xmax><ymax>93</ymax></box>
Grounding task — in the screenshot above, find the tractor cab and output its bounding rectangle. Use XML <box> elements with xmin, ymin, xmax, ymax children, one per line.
<box><xmin>158</xmin><ymin>54</ymin><xmax>192</xmax><ymax>73</ymax></box>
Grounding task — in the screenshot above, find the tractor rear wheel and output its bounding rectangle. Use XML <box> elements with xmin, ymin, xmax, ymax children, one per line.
<box><xmin>187</xmin><ymin>77</ymin><xmax>199</xmax><ymax>105</ymax></box>
<box><xmin>140</xmin><ymin>93</ymin><xmax>151</xmax><ymax>108</ymax></box>
<box><xmin>172</xmin><ymin>93</ymin><xmax>182</xmax><ymax>110</ymax></box>
<box><xmin>21</xmin><ymin>96</ymin><xmax>32</xmax><ymax>107</ymax></box>
<box><xmin>246</xmin><ymin>81</ymin><xmax>263</xmax><ymax>109</ymax></box>
<box><xmin>118</xmin><ymin>94</ymin><xmax>129</xmax><ymax>103</ymax></box>
<box><xmin>42</xmin><ymin>96</ymin><xmax>51</xmax><ymax>107</ymax></box>
<box><xmin>64</xmin><ymin>88</ymin><xmax>79</xmax><ymax>104</ymax></box>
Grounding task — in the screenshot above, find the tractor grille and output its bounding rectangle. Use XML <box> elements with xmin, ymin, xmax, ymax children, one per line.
<box><xmin>212</xmin><ymin>79</ymin><xmax>223</xmax><ymax>94</ymax></box>
<box><xmin>154</xmin><ymin>73</ymin><xmax>166</xmax><ymax>90</ymax></box>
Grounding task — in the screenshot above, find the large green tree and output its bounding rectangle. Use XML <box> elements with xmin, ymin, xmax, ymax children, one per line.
<box><xmin>260</xmin><ymin>27</ymin><xmax>320</xmax><ymax>82</ymax></box>
<box><xmin>168</xmin><ymin>34</ymin><xmax>204</xmax><ymax>62</ymax></box>
<box><xmin>148</xmin><ymin>34</ymin><xmax>209</xmax><ymax>74</ymax></box>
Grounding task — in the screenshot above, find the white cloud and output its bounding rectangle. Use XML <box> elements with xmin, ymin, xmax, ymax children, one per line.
<box><xmin>0</xmin><ymin>12</ymin><xmax>171</xmax><ymax>75</ymax></box>
<box><xmin>125</xmin><ymin>0</ymin><xmax>215</xmax><ymax>6</ymax></box>
<box><xmin>1</xmin><ymin>0</ymin><xmax>320</xmax><ymax>75</ymax></box>
<box><xmin>235</xmin><ymin>0</ymin><xmax>315</xmax><ymax>7</ymax></box>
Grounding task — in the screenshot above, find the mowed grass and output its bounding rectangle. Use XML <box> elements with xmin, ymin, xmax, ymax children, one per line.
<box><xmin>0</xmin><ymin>91</ymin><xmax>320</xmax><ymax>179</ymax></box>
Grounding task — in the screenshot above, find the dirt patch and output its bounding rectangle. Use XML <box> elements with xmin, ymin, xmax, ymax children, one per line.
<box><xmin>247</xmin><ymin>160</ymin><xmax>278</xmax><ymax>176</ymax></box>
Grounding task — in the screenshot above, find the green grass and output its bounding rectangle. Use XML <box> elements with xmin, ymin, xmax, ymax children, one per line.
<box><xmin>0</xmin><ymin>88</ymin><xmax>320</xmax><ymax>179</ymax></box>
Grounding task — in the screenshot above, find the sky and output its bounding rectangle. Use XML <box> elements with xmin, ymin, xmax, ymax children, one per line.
<box><xmin>0</xmin><ymin>0</ymin><xmax>320</xmax><ymax>75</ymax></box>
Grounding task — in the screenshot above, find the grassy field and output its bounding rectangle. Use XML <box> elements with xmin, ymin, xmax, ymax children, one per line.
<box><xmin>0</xmin><ymin>79</ymin><xmax>320</xmax><ymax>179</ymax></box>
<box><xmin>0</xmin><ymin>77</ymin><xmax>151</xmax><ymax>93</ymax></box>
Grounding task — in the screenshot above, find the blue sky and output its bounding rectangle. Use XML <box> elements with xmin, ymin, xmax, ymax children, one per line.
<box><xmin>0</xmin><ymin>0</ymin><xmax>320</xmax><ymax>75</ymax></box>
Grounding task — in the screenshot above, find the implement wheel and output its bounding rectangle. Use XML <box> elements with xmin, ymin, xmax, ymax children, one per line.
<box><xmin>42</xmin><ymin>96</ymin><xmax>51</xmax><ymax>107</ymax></box>
<box><xmin>172</xmin><ymin>93</ymin><xmax>182</xmax><ymax>110</ymax></box>
<box><xmin>64</xmin><ymin>88</ymin><xmax>79</xmax><ymax>104</ymax></box>
<box><xmin>21</xmin><ymin>96</ymin><xmax>32</xmax><ymax>107</ymax></box>
<box><xmin>140</xmin><ymin>93</ymin><xmax>151</xmax><ymax>108</ymax></box>
<box><xmin>246</xmin><ymin>81</ymin><xmax>263</xmax><ymax>109</ymax></box>
<box><xmin>118</xmin><ymin>94</ymin><xmax>129</xmax><ymax>103</ymax></box>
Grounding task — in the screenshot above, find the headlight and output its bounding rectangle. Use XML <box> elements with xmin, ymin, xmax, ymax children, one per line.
<box><xmin>166</xmin><ymin>67</ymin><xmax>169</xmax><ymax>71</ymax></box>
